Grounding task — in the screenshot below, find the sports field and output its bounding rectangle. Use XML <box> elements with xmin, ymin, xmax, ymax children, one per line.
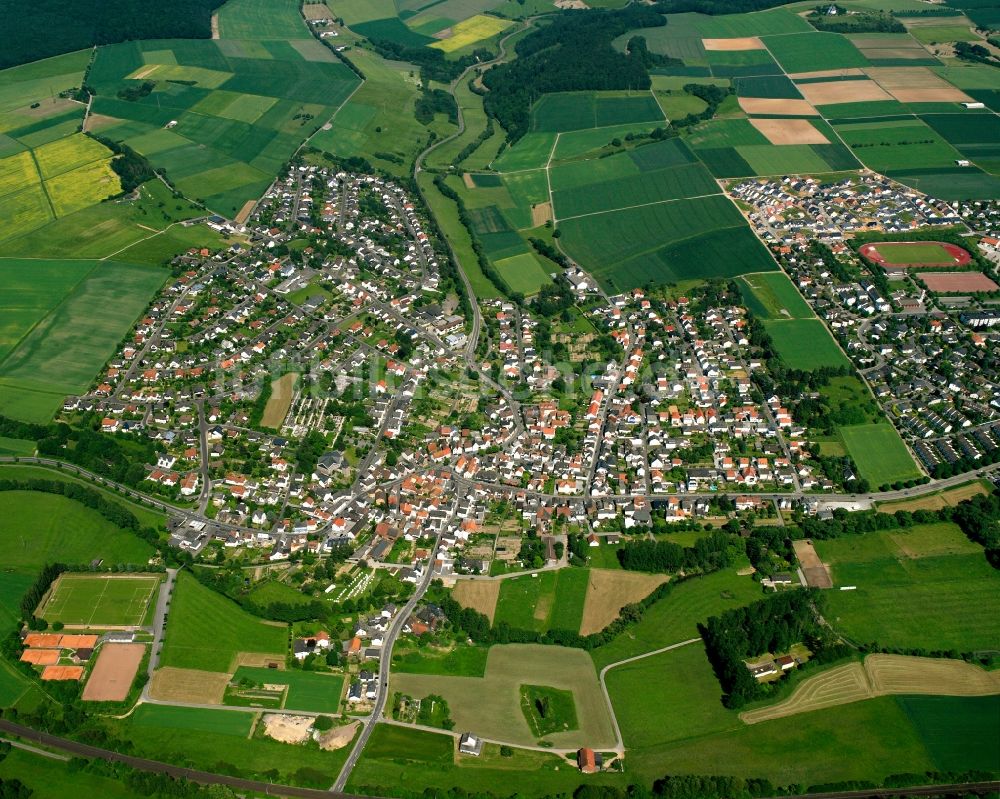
<box><xmin>762</xmin><ymin>319</ymin><xmax>851</xmax><ymax>370</ymax></box>
<box><xmin>390</xmin><ymin>644</ymin><xmax>616</xmax><ymax>747</ymax></box>
<box><xmin>0</xmin><ymin>259</ymin><xmax>167</xmax><ymax>422</ymax></box>
<box><xmin>858</xmin><ymin>241</ymin><xmax>971</xmax><ymax>268</ymax></box>
<box><xmin>815</xmin><ymin>521</ymin><xmax>1000</xmax><ymax>651</ymax></box>
<box><xmin>39</xmin><ymin>573</ymin><xmax>160</xmax><ymax>627</ymax></box>
<box><xmin>159</xmin><ymin>572</ymin><xmax>287</xmax><ymax>672</ymax></box>
<box><xmin>839</xmin><ymin>422</ymin><xmax>921</xmax><ymax>485</ymax></box>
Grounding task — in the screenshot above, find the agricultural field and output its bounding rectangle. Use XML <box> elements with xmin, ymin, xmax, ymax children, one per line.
<box><xmin>38</xmin><ymin>573</ymin><xmax>161</xmax><ymax>627</ymax></box>
<box><xmin>899</xmin><ymin>695</ymin><xmax>1000</xmax><ymax>773</ymax></box>
<box><xmin>0</xmin><ymin>747</ymin><xmax>152</xmax><ymax>799</ymax></box>
<box><xmin>832</xmin><ymin>118</ymin><xmax>964</xmax><ymax>173</ymax></box>
<box><xmin>763</xmin><ymin>32</ymin><xmax>869</xmax><ymax>73</ymax></box>
<box><xmin>762</xmin><ymin>319</ymin><xmax>851</xmax><ymax>370</ymax></box>
<box><xmin>839</xmin><ymin>422</ymin><xmax>922</xmax><ymax>485</ymax></box>
<box><xmin>531</xmin><ymin>92</ymin><xmax>665</xmax><ymax>134</ymax></box>
<box><xmin>739</xmin><ymin>272</ymin><xmax>813</xmax><ymax>320</ymax></box>
<box><xmin>159</xmin><ymin>572</ymin><xmax>288</xmax><ymax>672</ymax></box>
<box><xmin>0</xmin><ymin>259</ymin><xmax>167</xmax><ymax>423</ymax></box>
<box><xmin>815</xmin><ymin>521</ymin><xmax>1000</xmax><ymax>651</ymax></box>
<box><xmin>493</xmin><ymin>568</ymin><xmax>590</xmax><ymax>633</ymax></box>
<box><xmin>559</xmin><ymin>192</ymin><xmax>776</xmax><ymax>292</ymax></box>
<box><xmin>430</xmin><ymin>15</ymin><xmax>512</xmax><ymax>53</ymax></box>
<box><xmin>520</xmin><ymin>684</ymin><xmax>578</xmax><ymax>737</ymax></box>
<box><xmin>228</xmin><ymin>666</ymin><xmax>345</xmax><ymax>713</ymax></box>
<box><xmin>393</xmin><ymin>642</ymin><xmax>490</xmax><ymax>677</ymax></box>
<box><xmin>390</xmin><ymin>644</ymin><xmax>616</xmax><ymax>747</ymax></box>
<box><xmin>87</xmin><ymin>34</ymin><xmax>360</xmax><ymax>216</ymax></box>
<box><xmin>580</xmin><ymin>569</ymin><xmax>669</xmax><ymax>636</ymax></box>
<box><xmin>877</xmin><ymin>479</ymin><xmax>990</xmax><ymax>513</ymax></box>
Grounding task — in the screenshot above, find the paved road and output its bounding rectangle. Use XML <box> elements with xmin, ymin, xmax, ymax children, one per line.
<box><xmin>331</xmin><ymin>533</ymin><xmax>443</xmax><ymax>792</ymax></box>
<box><xmin>144</xmin><ymin>567</ymin><xmax>177</xmax><ymax>683</ymax></box>
<box><xmin>0</xmin><ymin>720</ymin><xmax>364</xmax><ymax>799</ymax></box>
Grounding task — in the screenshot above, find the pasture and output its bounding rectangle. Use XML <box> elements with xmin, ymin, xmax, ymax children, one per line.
<box><xmin>762</xmin><ymin>319</ymin><xmax>851</xmax><ymax>370</ymax></box>
<box><xmin>0</xmin><ymin>260</ymin><xmax>166</xmax><ymax>421</ymax></box>
<box><xmin>814</xmin><ymin>521</ymin><xmax>1000</xmax><ymax>651</ymax></box>
<box><xmin>493</xmin><ymin>133</ymin><xmax>555</xmax><ymax>171</ymax></box>
<box><xmin>390</xmin><ymin>644</ymin><xmax>616</xmax><ymax>747</ymax></box>
<box><xmin>493</xmin><ymin>568</ymin><xmax>590</xmax><ymax>633</ymax></box>
<box><xmin>839</xmin><ymin>422</ymin><xmax>921</xmax><ymax>485</ymax></box>
<box><xmin>230</xmin><ymin>666</ymin><xmax>344</xmax><ymax>713</ymax></box>
<box><xmin>159</xmin><ymin>572</ymin><xmax>288</xmax><ymax>672</ymax></box>
<box><xmin>739</xmin><ymin>272</ymin><xmax>813</xmax><ymax>320</ymax></box>
<box><xmin>0</xmin><ymin>491</ymin><xmax>154</xmax><ymax>574</ymax></box>
<box><xmin>39</xmin><ymin>573</ymin><xmax>160</xmax><ymax>627</ymax></box>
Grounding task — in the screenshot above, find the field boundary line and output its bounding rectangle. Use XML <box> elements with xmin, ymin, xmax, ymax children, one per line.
<box><xmin>555</xmin><ymin>190</ymin><xmax>724</xmax><ymax>222</ymax></box>
<box><xmin>27</xmin><ymin>148</ymin><xmax>56</xmax><ymax>219</ymax></box>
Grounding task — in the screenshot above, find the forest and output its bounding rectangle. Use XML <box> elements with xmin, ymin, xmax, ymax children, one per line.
<box><xmin>482</xmin><ymin>7</ymin><xmax>666</xmax><ymax>142</ymax></box>
<box><xmin>0</xmin><ymin>0</ymin><xmax>226</xmax><ymax>69</ymax></box>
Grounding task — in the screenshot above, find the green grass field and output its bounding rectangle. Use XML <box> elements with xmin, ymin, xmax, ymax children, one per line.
<box><xmin>393</xmin><ymin>643</ymin><xmax>489</xmax><ymax>677</ymax></box>
<box><xmin>230</xmin><ymin>666</ymin><xmax>344</xmax><ymax>713</ymax></box>
<box><xmin>520</xmin><ymin>684</ymin><xmax>579</xmax><ymax>738</ymax></box>
<box><xmin>815</xmin><ymin>522</ymin><xmax>1000</xmax><ymax>651</ymax></box>
<box><xmin>762</xmin><ymin>319</ymin><xmax>851</xmax><ymax>370</ymax></box>
<box><xmin>833</xmin><ymin>118</ymin><xmax>963</xmax><ymax>173</ymax></box>
<box><xmin>39</xmin><ymin>573</ymin><xmax>160</xmax><ymax>626</ymax></box>
<box><xmin>0</xmin><ymin>259</ymin><xmax>166</xmax><ymax>421</ymax></box>
<box><xmin>160</xmin><ymin>572</ymin><xmax>288</xmax><ymax>672</ymax></box>
<box><xmin>0</xmin><ymin>747</ymin><xmax>147</xmax><ymax>799</ymax></box>
<box><xmin>763</xmin><ymin>32</ymin><xmax>870</xmax><ymax>73</ymax></box>
<box><xmin>0</xmin><ymin>491</ymin><xmax>154</xmax><ymax>574</ymax></box>
<box><xmin>840</xmin><ymin>422</ymin><xmax>922</xmax><ymax>485</ymax></box>
<box><xmin>494</xmin><ymin>252</ymin><xmax>553</xmax><ymax>295</ymax></box>
<box><xmin>531</xmin><ymin>91</ymin><xmax>664</xmax><ymax>133</ymax></box>
<box><xmin>867</xmin><ymin>242</ymin><xmax>958</xmax><ymax>265</ymax></box>
<box><xmin>739</xmin><ymin>272</ymin><xmax>813</xmax><ymax>320</ymax></box>
<box><xmin>494</xmin><ymin>132</ymin><xmax>556</xmax><ymax>172</ymax></box>
<box><xmin>898</xmin><ymin>695</ymin><xmax>1000</xmax><ymax>773</ymax></box>
<box><xmin>494</xmin><ymin>568</ymin><xmax>590</xmax><ymax>633</ymax></box>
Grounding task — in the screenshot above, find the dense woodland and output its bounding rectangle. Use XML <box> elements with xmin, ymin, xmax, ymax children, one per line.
<box><xmin>0</xmin><ymin>0</ymin><xmax>225</xmax><ymax>69</ymax></box>
<box><xmin>482</xmin><ymin>8</ymin><xmax>666</xmax><ymax>142</ymax></box>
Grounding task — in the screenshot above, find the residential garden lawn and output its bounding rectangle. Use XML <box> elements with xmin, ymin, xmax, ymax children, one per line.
<box><xmin>607</xmin><ymin>642</ymin><xmax>739</xmax><ymax>749</ymax></box>
<box><xmin>230</xmin><ymin>666</ymin><xmax>344</xmax><ymax>713</ymax></box>
<box><xmin>0</xmin><ymin>260</ymin><xmax>167</xmax><ymax>421</ymax></box>
<box><xmin>114</xmin><ymin>703</ymin><xmax>353</xmax><ymax>788</ymax></box>
<box><xmin>814</xmin><ymin>522</ymin><xmax>1000</xmax><ymax>651</ymax></box>
<box><xmin>739</xmin><ymin>272</ymin><xmax>813</xmax><ymax>320</ymax></box>
<box><xmin>159</xmin><ymin>572</ymin><xmax>287</xmax><ymax>672</ymax></box>
<box><xmin>348</xmin><ymin>729</ymin><xmax>625</xmax><ymax>796</ymax></box>
<box><xmin>762</xmin><ymin>319</ymin><xmax>851</xmax><ymax>370</ymax></box>
<box><xmin>392</xmin><ymin>643</ymin><xmax>490</xmax><ymax>677</ymax></box>
<box><xmin>390</xmin><ymin>644</ymin><xmax>616</xmax><ymax>748</ymax></box>
<box><xmin>839</xmin><ymin>422</ymin><xmax>921</xmax><ymax>485</ymax></box>
<box><xmin>39</xmin><ymin>573</ymin><xmax>160</xmax><ymax>627</ymax></box>
<box><xmin>898</xmin><ymin>695</ymin><xmax>1000</xmax><ymax>773</ymax></box>
<box><xmin>590</xmin><ymin>566</ymin><xmax>762</xmax><ymax>670</ymax></box>
<box><xmin>0</xmin><ymin>491</ymin><xmax>154</xmax><ymax>575</ymax></box>
<box><xmin>520</xmin><ymin>684</ymin><xmax>579</xmax><ymax>737</ymax></box>
<box><xmin>0</xmin><ymin>747</ymin><xmax>146</xmax><ymax>799</ymax></box>
<box><xmin>494</xmin><ymin>568</ymin><xmax>589</xmax><ymax>633</ymax></box>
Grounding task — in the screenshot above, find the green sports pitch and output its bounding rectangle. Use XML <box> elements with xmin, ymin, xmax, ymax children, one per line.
<box><xmin>39</xmin><ymin>573</ymin><xmax>160</xmax><ymax>627</ymax></box>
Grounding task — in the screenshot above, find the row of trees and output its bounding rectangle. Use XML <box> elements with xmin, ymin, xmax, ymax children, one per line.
<box><xmin>616</xmin><ymin>531</ymin><xmax>732</xmax><ymax>573</ymax></box>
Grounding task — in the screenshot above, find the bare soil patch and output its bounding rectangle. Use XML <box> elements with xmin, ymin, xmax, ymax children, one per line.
<box><xmin>788</xmin><ymin>67</ymin><xmax>866</xmax><ymax>80</ymax></box>
<box><xmin>580</xmin><ymin>569</ymin><xmax>669</xmax><ymax>636</ymax></box>
<box><xmin>234</xmin><ymin>200</ymin><xmax>256</xmax><ymax>225</ymax></box>
<box><xmin>462</xmin><ymin>173</ymin><xmax>476</xmax><ymax>189</ymax></box>
<box><xmin>230</xmin><ymin>651</ymin><xmax>286</xmax><ymax>669</ymax></box>
<box><xmin>878</xmin><ymin>481</ymin><xmax>988</xmax><ymax>513</ymax></box>
<box><xmin>739</xmin><ymin>98</ymin><xmax>818</xmax><ymax>116</ymax></box>
<box><xmin>703</xmin><ymin>37</ymin><xmax>765</xmax><ymax>51</ymax></box>
<box><xmin>741</xmin><ymin>655</ymin><xmax>1000</xmax><ymax>724</ymax></box>
<box><xmin>452</xmin><ymin>580</ymin><xmax>501</xmax><ymax>624</ymax></box>
<box><xmin>82</xmin><ymin>643</ymin><xmax>145</xmax><ymax>701</ymax></box>
<box><xmin>148</xmin><ymin>666</ymin><xmax>230</xmax><ymax>703</ymax></box>
<box><xmin>263</xmin><ymin>714</ymin><xmax>314</xmax><ymax>744</ymax></box>
<box><xmin>302</xmin><ymin>2</ymin><xmax>333</xmax><ymax>20</ymax></box>
<box><xmin>83</xmin><ymin>114</ymin><xmax>122</xmax><ymax>133</ymax></box>
<box><xmin>920</xmin><ymin>272</ymin><xmax>999</xmax><ymax>292</ymax></box>
<box><xmin>531</xmin><ymin>201</ymin><xmax>552</xmax><ymax>227</ymax></box>
<box><xmin>555</xmin><ymin>0</ymin><xmax>589</xmax><ymax>8</ymax></box>
<box><xmin>211</xmin><ymin>12</ymin><xmax>220</xmax><ymax>39</ymax></box>
<box><xmin>750</xmin><ymin>118</ymin><xmax>828</xmax><ymax>145</ymax></box>
<box><xmin>866</xmin><ymin>67</ymin><xmax>973</xmax><ymax>103</ymax></box>
<box><xmin>433</xmin><ymin>27</ymin><xmax>453</xmax><ymax>40</ymax></box>
<box><xmin>860</xmin><ymin>47</ymin><xmax>931</xmax><ymax>60</ymax></box>
<box><xmin>318</xmin><ymin>720</ymin><xmax>359</xmax><ymax>750</ymax></box>
<box><xmin>261</xmin><ymin>373</ymin><xmax>298</xmax><ymax>429</ymax></box>
<box><xmin>792</xmin><ymin>540</ymin><xmax>833</xmax><ymax>588</ymax></box>
<box><xmin>797</xmin><ymin>79</ymin><xmax>892</xmax><ymax>106</ymax></box>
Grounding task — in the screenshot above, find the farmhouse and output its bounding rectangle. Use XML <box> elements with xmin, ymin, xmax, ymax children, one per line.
<box><xmin>577</xmin><ymin>748</ymin><xmax>603</xmax><ymax>774</ymax></box>
<box><xmin>459</xmin><ymin>732</ymin><xmax>483</xmax><ymax>756</ymax></box>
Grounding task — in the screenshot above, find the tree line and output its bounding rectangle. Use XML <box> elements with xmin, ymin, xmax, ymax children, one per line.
<box><xmin>615</xmin><ymin>530</ymin><xmax>733</xmax><ymax>573</ymax></box>
<box><xmin>0</xmin><ymin>0</ymin><xmax>226</xmax><ymax>69</ymax></box>
<box><xmin>482</xmin><ymin>8</ymin><xmax>666</xmax><ymax>142</ymax></box>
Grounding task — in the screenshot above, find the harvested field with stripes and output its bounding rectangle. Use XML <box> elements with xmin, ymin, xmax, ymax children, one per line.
<box><xmin>741</xmin><ymin>655</ymin><xmax>1000</xmax><ymax>724</ymax></box>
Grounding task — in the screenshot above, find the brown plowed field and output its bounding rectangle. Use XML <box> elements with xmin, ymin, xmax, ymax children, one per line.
<box><xmin>738</xmin><ymin>98</ymin><xmax>818</xmax><ymax>116</ymax></box>
<box><xmin>452</xmin><ymin>580</ymin><xmax>501</xmax><ymax>623</ymax></box>
<box><xmin>797</xmin><ymin>79</ymin><xmax>892</xmax><ymax>106</ymax></box>
<box><xmin>580</xmin><ymin>569</ymin><xmax>669</xmax><ymax>635</ymax></box>
<box><xmin>750</xmin><ymin>118</ymin><xmax>829</xmax><ymax>145</ymax></box>
<box><xmin>703</xmin><ymin>37</ymin><xmax>765</xmax><ymax>50</ymax></box>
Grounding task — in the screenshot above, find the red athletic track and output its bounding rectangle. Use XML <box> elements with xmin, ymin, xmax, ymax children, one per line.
<box><xmin>859</xmin><ymin>241</ymin><xmax>972</xmax><ymax>268</ymax></box>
